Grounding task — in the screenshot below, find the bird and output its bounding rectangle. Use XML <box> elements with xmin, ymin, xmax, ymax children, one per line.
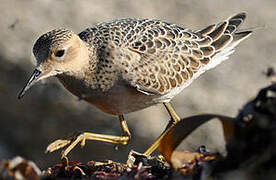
<box><xmin>18</xmin><ymin>12</ymin><xmax>252</xmax><ymax>159</ymax></box>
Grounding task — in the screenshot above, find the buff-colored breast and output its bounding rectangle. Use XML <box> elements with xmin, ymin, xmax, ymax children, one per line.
<box><xmin>57</xmin><ymin>74</ymin><xmax>160</xmax><ymax>115</ymax></box>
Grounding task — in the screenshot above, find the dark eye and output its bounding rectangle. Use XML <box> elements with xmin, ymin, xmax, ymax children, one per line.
<box><xmin>55</xmin><ymin>49</ymin><xmax>65</xmax><ymax>57</ymax></box>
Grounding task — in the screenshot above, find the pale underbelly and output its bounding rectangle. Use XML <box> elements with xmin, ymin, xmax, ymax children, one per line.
<box><xmin>84</xmin><ymin>89</ymin><xmax>159</xmax><ymax>115</ymax></box>
<box><xmin>57</xmin><ymin>76</ymin><xmax>162</xmax><ymax>115</ymax></box>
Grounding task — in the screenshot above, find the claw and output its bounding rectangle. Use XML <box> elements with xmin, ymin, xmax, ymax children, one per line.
<box><xmin>45</xmin><ymin>139</ymin><xmax>71</xmax><ymax>153</ymax></box>
<box><xmin>61</xmin><ymin>156</ymin><xmax>69</xmax><ymax>167</ymax></box>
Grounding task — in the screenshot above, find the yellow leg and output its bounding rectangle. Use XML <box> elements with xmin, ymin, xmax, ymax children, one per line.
<box><xmin>144</xmin><ymin>102</ymin><xmax>180</xmax><ymax>155</ymax></box>
<box><xmin>163</xmin><ymin>102</ymin><xmax>181</xmax><ymax>123</ymax></box>
<box><xmin>46</xmin><ymin>115</ymin><xmax>131</xmax><ymax>159</ymax></box>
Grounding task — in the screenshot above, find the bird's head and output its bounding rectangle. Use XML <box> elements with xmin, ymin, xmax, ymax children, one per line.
<box><xmin>18</xmin><ymin>28</ymin><xmax>90</xmax><ymax>99</ymax></box>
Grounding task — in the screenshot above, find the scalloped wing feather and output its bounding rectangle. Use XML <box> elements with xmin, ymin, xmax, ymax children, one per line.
<box><xmin>103</xmin><ymin>13</ymin><xmax>252</xmax><ymax>100</ymax></box>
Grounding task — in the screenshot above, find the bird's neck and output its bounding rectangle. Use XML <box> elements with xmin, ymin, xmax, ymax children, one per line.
<box><xmin>59</xmin><ymin>42</ymin><xmax>99</xmax><ymax>90</ymax></box>
<box><xmin>57</xmin><ymin>64</ymin><xmax>98</xmax><ymax>99</ymax></box>
<box><xmin>61</xmin><ymin>64</ymin><xmax>98</xmax><ymax>90</ymax></box>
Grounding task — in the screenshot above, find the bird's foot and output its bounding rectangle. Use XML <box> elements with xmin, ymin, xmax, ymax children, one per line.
<box><xmin>45</xmin><ymin>132</ymin><xmax>88</xmax><ymax>159</ymax></box>
<box><xmin>46</xmin><ymin>131</ymin><xmax>130</xmax><ymax>159</ymax></box>
<box><xmin>126</xmin><ymin>150</ymin><xmax>149</xmax><ymax>167</ymax></box>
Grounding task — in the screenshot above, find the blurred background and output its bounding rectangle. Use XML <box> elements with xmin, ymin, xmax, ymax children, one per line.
<box><xmin>0</xmin><ymin>0</ymin><xmax>275</xmax><ymax>169</ymax></box>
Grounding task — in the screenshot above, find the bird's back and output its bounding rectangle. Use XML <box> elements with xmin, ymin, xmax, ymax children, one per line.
<box><xmin>78</xmin><ymin>13</ymin><xmax>251</xmax><ymax>103</ymax></box>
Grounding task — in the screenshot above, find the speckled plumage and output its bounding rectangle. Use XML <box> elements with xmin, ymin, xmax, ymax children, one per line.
<box><xmin>18</xmin><ymin>12</ymin><xmax>253</xmax><ymax>158</ymax></box>
<box><xmin>32</xmin><ymin>13</ymin><xmax>252</xmax><ymax>115</ymax></box>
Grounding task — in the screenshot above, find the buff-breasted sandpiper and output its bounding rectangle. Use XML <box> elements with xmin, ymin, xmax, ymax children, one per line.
<box><xmin>18</xmin><ymin>12</ymin><xmax>252</xmax><ymax>158</ymax></box>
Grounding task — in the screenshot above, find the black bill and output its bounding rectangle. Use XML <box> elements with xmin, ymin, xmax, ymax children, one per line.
<box><xmin>18</xmin><ymin>69</ymin><xmax>42</xmax><ymax>99</ymax></box>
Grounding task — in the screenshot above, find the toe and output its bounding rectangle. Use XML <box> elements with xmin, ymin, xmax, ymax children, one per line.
<box><xmin>46</xmin><ymin>139</ymin><xmax>71</xmax><ymax>153</ymax></box>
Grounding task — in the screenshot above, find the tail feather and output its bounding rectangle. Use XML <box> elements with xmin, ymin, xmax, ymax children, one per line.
<box><xmin>226</xmin><ymin>12</ymin><xmax>247</xmax><ymax>34</ymax></box>
<box><xmin>211</xmin><ymin>34</ymin><xmax>232</xmax><ymax>52</ymax></box>
<box><xmin>196</xmin><ymin>24</ymin><xmax>216</xmax><ymax>35</ymax></box>
<box><xmin>230</xmin><ymin>30</ymin><xmax>252</xmax><ymax>48</ymax></box>
<box><xmin>196</xmin><ymin>12</ymin><xmax>252</xmax><ymax>71</ymax></box>
<box><xmin>208</xmin><ymin>21</ymin><xmax>228</xmax><ymax>41</ymax></box>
